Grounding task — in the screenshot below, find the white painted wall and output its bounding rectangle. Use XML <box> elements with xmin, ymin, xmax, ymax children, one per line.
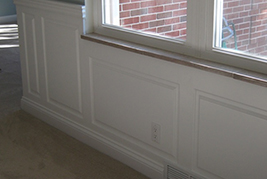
<box><xmin>14</xmin><ymin>0</ymin><xmax>267</xmax><ymax>179</ymax></box>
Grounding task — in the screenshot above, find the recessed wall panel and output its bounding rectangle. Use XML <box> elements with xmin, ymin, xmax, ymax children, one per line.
<box><xmin>23</xmin><ymin>13</ymin><xmax>40</xmax><ymax>97</ymax></box>
<box><xmin>91</xmin><ymin>59</ymin><xmax>179</xmax><ymax>157</ymax></box>
<box><xmin>194</xmin><ymin>91</ymin><xmax>267</xmax><ymax>179</ymax></box>
<box><xmin>42</xmin><ymin>19</ymin><xmax>82</xmax><ymax>115</ymax></box>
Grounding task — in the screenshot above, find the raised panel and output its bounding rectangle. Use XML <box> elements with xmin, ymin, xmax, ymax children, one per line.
<box><xmin>194</xmin><ymin>91</ymin><xmax>267</xmax><ymax>179</ymax></box>
<box><xmin>42</xmin><ymin>18</ymin><xmax>82</xmax><ymax>116</ymax></box>
<box><xmin>22</xmin><ymin>13</ymin><xmax>40</xmax><ymax>97</ymax></box>
<box><xmin>91</xmin><ymin>59</ymin><xmax>179</xmax><ymax>157</ymax></box>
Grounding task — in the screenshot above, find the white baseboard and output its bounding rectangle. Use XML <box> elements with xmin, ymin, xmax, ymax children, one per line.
<box><xmin>21</xmin><ymin>97</ymin><xmax>163</xmax><ymax>179</ymax></box>
<box><xmin>0</xmin><ymin>14</ymin><xmax>17</xmax><ymax>24</ymax></box>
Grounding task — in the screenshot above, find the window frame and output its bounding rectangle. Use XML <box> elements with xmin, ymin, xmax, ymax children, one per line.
<box><xmin>85</xmin><ymin>0</ymin><xmax>267</xmax><ymax>75</ymax></box>
<box><xmin>104</xmin><ymin>0</ymin><xmax>120</xmax><ymax>26</ymax></box>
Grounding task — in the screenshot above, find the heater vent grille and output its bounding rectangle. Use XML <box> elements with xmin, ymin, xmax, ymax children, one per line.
<box><xmin>167</xmin><ymin>165</ymin><xmax>189</xmax><ymax>179</ymax></box>
<box><xmin>166</xmin><ymin>165</ymin><xmax>205</xmax><ymax>179</ymax></box>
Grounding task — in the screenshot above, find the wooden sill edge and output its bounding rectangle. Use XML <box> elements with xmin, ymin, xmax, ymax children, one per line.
<box><xmin>81</xmin><ymin>33</ymin><xmax>267</xmax><ymax>88</ymax></box>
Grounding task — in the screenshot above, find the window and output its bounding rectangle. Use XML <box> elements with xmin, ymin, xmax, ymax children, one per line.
<box><xmin>86</xmin><ymin>0</ymin><xmax>267</xmax><ymax>74</ymax></box>
<box><xmin>215</xmin><ymin>0</ymin><xmax>267</xmax><ymax>59</ymax></box>
<box><xmin>104</xmin><ymin>0</ymin><xmax>187</xmax><ymax>40</ymax></box>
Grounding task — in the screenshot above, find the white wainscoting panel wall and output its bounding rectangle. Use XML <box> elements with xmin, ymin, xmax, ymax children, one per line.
<box><xmin>194</xmin><ymin>91</ymin><xmax>267</xmax><ymax>179</ymax></box>
<box><xmin>15</xmin><ymin>0</ymin><xmax>267</xmax><ymax>179</ymax></box>
<box><xmin>21</xmin><ymin>13</ymin><xmax>40</xmax><ymax>98</ymax></box>
<box><xmin>15</xmin><ymin>0</ymin><xmax>86</xmax><ymax>124</ymax></box>
<box><xmin>42</xmin><ymin>18</ymin><xmax>82</xmax><ymax>117</ymax></box>
<box><xmin>91</xmin><ymin>58</ymin><xmax>179</xmax><ymax>159</ymax></box>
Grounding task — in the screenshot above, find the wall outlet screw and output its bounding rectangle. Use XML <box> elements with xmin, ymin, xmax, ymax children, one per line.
<box><xmin>151</xmin><ymin>122</ymin><xmax>161</xmax><ymax>143</ymax></box>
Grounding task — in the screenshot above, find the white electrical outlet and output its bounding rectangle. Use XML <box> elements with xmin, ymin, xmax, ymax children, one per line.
<box><xmin>151</xmin><ymin>122</ymin><xmax>161</xmax><ymax>143</ymax></box>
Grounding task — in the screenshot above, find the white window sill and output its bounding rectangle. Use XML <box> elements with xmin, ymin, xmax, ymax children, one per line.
<box><xmin>81</xmin><ymin>33</ymin><xmax>267</xmax><ymax>88</ymax></box>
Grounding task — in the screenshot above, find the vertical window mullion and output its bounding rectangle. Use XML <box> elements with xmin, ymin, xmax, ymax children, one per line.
<box><xmin>186</xmin><ymin>0</ymin><xmax>213</xmax><ymax>58</ymax></box>
<box><xmin>84</xmin><ymin>0</ymin><xmax>95</xmax><ymax>33</ymax></box>
<box><xmin>214</xmin><ymin>0</ymin><xmax>223</xmax><ymax>48</ymax></box>
<box><xmin>184</xmin><ymin>0</ymin><xmax>197</xmax><ymax>51</ymax></box>
<box><xmin>204</xmin><ymin>0</ymin><xmax>216</xmax><ymax>52</ymax></box>
<box><xmin>104</xmin><ymin>0</ymin><xmax>119</xmax><ymax>26</ymax></box>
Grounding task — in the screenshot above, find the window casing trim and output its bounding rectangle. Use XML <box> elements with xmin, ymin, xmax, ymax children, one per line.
<box><xmin>84</xmin><ymin>0</ymin><xmax>267</xmax><ymax>75</ymax></box>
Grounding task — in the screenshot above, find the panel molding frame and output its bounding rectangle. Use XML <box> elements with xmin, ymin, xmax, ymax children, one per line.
<box><xmin>21</xmin><ymin>12</ymin><xmax>41</xmax><ymax>98</ymax></box>
<box><xmin>88</xmin><ymin>57</ymin><xmax>180</xmax><ymax>161</ymax></box>
<box><xmin>41</xmin><ymin>17</ymin><xmax>83</xmax><ymax>118</ymax></box>
<box><xmin>193</xmin><ymin>90</ymin><xmax>267</xmax><ymax>179</ymax></box>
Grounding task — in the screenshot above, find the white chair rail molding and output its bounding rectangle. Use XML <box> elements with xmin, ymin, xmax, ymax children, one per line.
<box><xmin>14</xmin><ymin>0</ymin><xmax>267</xmax><ymax>178</ymax></box>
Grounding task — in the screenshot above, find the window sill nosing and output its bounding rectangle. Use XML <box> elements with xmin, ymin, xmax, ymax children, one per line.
<box><xmin>81</xmin><ymin>33</ymin><xmax>267</xmax><ymax>88</ymax></box>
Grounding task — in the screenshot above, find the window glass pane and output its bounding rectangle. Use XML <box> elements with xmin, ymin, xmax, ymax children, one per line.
<box><xmin>104</xmin><ymin>0</ymin><xmax>187</xmax><ymax>40</ymax></box>
<box><xmin>216</xmin><ymin>0</ymin><xmax>267</xmax><ymax>58</ymax></box>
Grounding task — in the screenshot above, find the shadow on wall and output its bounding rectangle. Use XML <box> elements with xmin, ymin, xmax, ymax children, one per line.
<box><xmin>0</xmin><ymin>0</ymin><xmax>17</xmax><ymax>24</ymax></box>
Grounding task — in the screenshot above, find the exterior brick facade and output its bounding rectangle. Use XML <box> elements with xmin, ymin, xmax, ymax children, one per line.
<box><xmin>119</xmin><ymin>0</ymin><xmax>187</xmax><ymax>40</ymax></box>
<box><xmin>118</xmin><ymin>0</ymin><xmax>267</xmax><ymax>56</ymax></box>
<box><xmin>223</xmin><ymin>0</ymin><xmax>267</xmax><ymax>56</ymax></box>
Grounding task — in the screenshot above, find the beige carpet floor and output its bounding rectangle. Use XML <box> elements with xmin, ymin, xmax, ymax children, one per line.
<box><xmin>0</xmin><ymin>23</ymin><xmax>149</xmax><ymax>179</ymax></box>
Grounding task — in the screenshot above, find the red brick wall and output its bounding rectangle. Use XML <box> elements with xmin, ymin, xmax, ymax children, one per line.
<box><xmin>118</xmin><ymin>0</ymin><xmax>267</xmax><ymax>56</ymax></box>
<box><xmin>119</xmin><ymin>0</ymin><xmax>187</xmax><ymax>40</ymax></box>
<box><xmin>223</xmin><ymin>0</ymin><xmax>267</xmax><ymax>56</ymax></box>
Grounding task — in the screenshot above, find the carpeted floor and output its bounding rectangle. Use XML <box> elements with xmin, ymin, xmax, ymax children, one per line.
<box><xmin>0</xmin><ymin>23</ymin><xmax>21</xmax><ymax>117</ymax></box>
<box><xmin>0</xmin><ymin>23</ymin><xmax>149</xmax><ymax>179</ymax></box>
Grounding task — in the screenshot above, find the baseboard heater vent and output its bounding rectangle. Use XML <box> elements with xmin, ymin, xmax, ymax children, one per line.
<box><xmin>166</xmin><ymin>165</ymin><xmax>205</xmax><ymax>179</ymax></box>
